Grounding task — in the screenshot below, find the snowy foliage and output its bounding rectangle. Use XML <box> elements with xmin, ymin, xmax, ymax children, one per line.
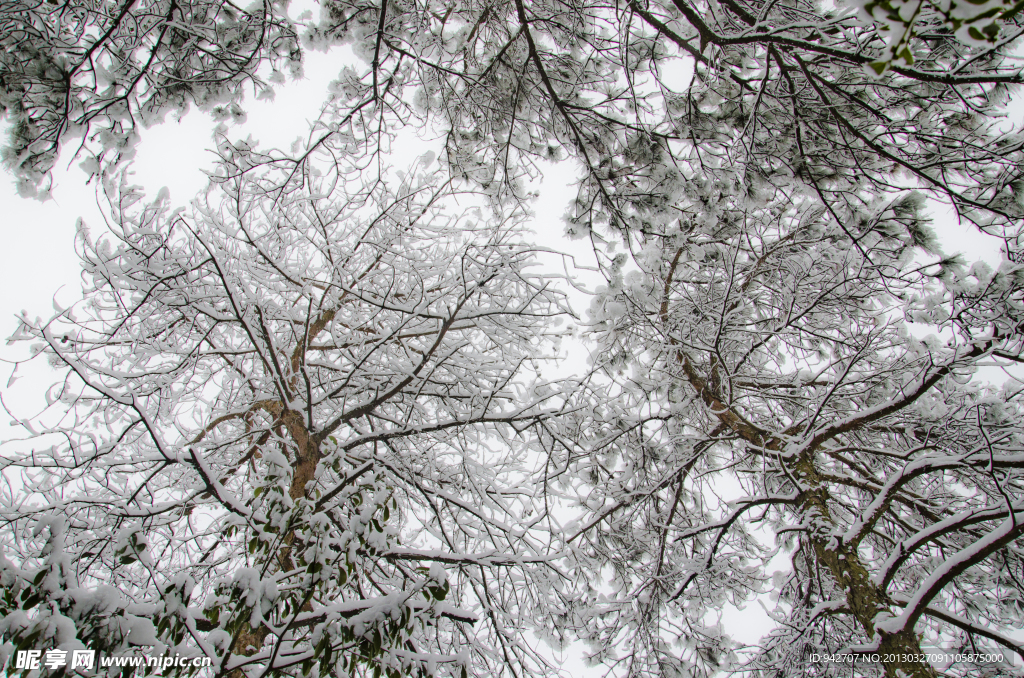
<box><xmin>851</xmin><ymin>0</ymin><xmax>1024</xmax><ymax>72</ymax></box>
<box><xmin>276</xmin><ymin>0</ymin><xmax>1024</xmax><ymax>242</ymax></box>
<box><xmin>3</xmin><ymin>0</ymin><xmax>1022</xmax><ymax>195</ymax></box>
<box><xmin>0</xmin><ymin>0</ymin><xmax>299</xmax><ymax>195</ymax></box>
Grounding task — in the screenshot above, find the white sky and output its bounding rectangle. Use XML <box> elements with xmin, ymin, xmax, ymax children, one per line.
<box><xmin>0</xmin><ymin>33</ymin><xmax>1020</xmax><ymax>677</ymax></box>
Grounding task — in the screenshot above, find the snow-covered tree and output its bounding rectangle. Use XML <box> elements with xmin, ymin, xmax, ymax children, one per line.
<box><xmin>0</xmin><ymin>145</ymin><xmax>574</xmax><ymax>678</ymax></box>
<box><xmin>0</xmin><ymin>0</ymin><xmax>300</xmax><ymax>195</ymax></box>
<box><xmin>4</xmin><ymin>0</ymin><xmax>1024</xmax><ymax>677</ymax></box>
<box><xmin>548</xmin><ymin>190</ymin><xmax>1024</xmax><ymax>677</ymax></box>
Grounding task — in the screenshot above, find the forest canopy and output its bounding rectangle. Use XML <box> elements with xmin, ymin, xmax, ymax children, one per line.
<box><xmin>2</xmin><ymin>1</ymin><xmax>1024</xmax><ymax>678</ymax></box>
